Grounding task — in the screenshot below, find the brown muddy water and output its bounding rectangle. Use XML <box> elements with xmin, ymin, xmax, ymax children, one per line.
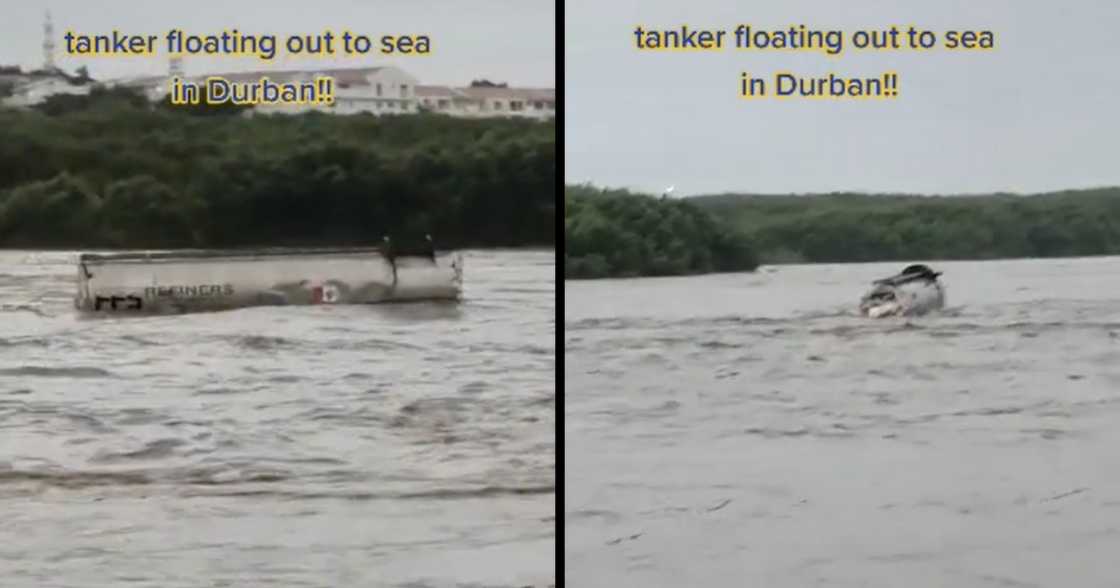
<box><xmin>0</xmin><ymin>249</ymin><xmax>555</xmax><ymax>588</ymax></box>
<box><xmin>566</xmin><ymin>257</ymin><xmax>1120</xmax><ymax>588</ymax></box>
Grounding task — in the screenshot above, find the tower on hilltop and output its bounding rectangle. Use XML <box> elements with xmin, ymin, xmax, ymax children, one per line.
<box><xmin>42</xmin><ymin>10</ymin><xmax>56</xmax><ymax>71</ymax></box>
<box><xmin>169</xmin><ymin>56</ymin><xmax>184</xmax><ymax>78</ymax></box>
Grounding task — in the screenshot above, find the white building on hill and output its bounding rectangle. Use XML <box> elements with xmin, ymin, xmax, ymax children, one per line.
<box><xmin>324</xmin><ymin>66</ymin><xmax>420</xmax><ymax>116</ymax></box>
<box><xmin>415</xmin><ymin>85</ymin><xmax>476</xmax><ymax>116</ymax></box>
<box><xmin>460</xmin><ymin>85</ymin><xmax>556</xmax><ymax>119</ymax></box>
<box><xmin>2</xmin><ymin>75</ymin><xmax>91</xmax><ymax>107</ymax></box>
<box><xmin>0</xmin><ymin>68</ymin><xmax>94</xmax><ymax>107</ymax></box>
<box><xmin>4</xmin><ymin>60</ymin><xmax>554</xmax><ymax>121</ymax></box>
<box><xmin>416</xmin><ymin>84</ymin><xmax>555</xmax><ymax>120</ymax></box>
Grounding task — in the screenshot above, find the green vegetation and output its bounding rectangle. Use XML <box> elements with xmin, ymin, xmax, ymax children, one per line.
<box><xmin>0</xmin><ymin>86</ymin><xmax>554</xmax><ymax>249</ymax></box>
<box><xmin>565</xmin><ymin>184</ymin><xmax>759</xmax><ymax>279</ymax></box>
<box><xmin>693</xmin><ymin>190</ymin><xmax>1120</xmax><ymax>264</ymax></box>
<box><xmin>566</xmin><ymin>184</ymin><xmax>1120</xmax><ymax>279</ymax></box>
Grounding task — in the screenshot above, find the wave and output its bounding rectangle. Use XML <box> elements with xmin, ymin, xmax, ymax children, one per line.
<box><xmin>0</xmin><ymin>365</ymin><xmax>115</xmax><ymax>378</ymax></box>
<box><xmin>180</xmin><ymin>484</ymin><xmax>556</xmax><ymax>501</ymax></box>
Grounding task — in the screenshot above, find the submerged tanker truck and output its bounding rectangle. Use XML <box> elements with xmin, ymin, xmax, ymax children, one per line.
<box><xmin>74</xmin><ymin>242</ymin><xmax>463</xmax><ymax>315</ymax></box>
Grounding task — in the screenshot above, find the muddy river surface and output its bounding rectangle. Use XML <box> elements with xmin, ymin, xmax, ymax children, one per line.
<box><xmin>0</xmin><ymin>249</ymin><xmax>555</xmax><ymax>588</ymax></box>
<box><xmin>566</xmin><ymin>257</ymin><xmax>1120</xmax><ymax>587</ymax></box>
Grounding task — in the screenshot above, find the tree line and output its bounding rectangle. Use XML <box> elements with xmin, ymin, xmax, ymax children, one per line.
<box><xmin>566</xmin><ymin>184</ymin><xmax>1120</xmax><ymax>279</ymax></box>
<box><xmin>565</xmin><ymin>184</ymin><xmax>759</xmax><ymax>278</ymax></box>
<box><xmin>0</xmin><ymin>86</ymin><xmax>554</xmax><ymax>250</ymax></box>
<box><xmin>693</xmin><ymin>190</ymin><xmax>1120</xmax><ymax>263</ymax></box>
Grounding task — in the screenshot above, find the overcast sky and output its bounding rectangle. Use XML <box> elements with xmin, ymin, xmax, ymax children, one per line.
<box><xmin>1</xmin><ymin>0</ymin><xmax>554</xmax><ymax>87</ymax></box>
<box><xmin>566</xmin><ymin>0</ymin><xmax>1120</xmax><ymax>196</ymax></box>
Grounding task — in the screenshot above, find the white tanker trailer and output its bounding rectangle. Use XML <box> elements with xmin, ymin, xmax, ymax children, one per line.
<box><xmin>74</xmin><ymin>245</ymin><xmax>463</xmax><ymax>315</ymax></box>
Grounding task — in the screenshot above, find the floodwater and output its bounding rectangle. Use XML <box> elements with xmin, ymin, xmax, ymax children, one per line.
<box><xmin>566</xmin><ymin>257</ymin><xmax>1120</xmax><ymax>588</ymax></box>
<box><xmin>0</xmin><ymin>249</ymin><xmax>555</xmax><ymax>588</ymax></box>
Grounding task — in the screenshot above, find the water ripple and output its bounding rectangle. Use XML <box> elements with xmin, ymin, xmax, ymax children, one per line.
<box><xmin>0</xmin><ymin>248</ymin><xmax>555</xmax><ymax>587</ymax></box>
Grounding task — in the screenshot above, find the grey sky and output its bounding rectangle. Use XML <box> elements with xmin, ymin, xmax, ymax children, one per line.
<box><xmin>566</xmin><ymin>0</ymin><xmax>1120</xmax><ymax>196</ymax></box>
<box><xmin>2</xmin><ymin>0</ymin><xmax>554</xmax><ymax>87</ymax></box>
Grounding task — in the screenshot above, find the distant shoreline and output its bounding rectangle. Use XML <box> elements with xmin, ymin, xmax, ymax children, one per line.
<box><xmin>691</xmin><ymin>188</ymin><xmax>1120</xmax><ymax>265</ymax></box>
<box><xmin>566</xmin><ymin>183</ymin><xmax>1120</xmax><ymax>278</ymax></box>
<box><xmin>564</xmin><ymin>185</ymin><xmax>759</xmax><ymax>279</ymax></box>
